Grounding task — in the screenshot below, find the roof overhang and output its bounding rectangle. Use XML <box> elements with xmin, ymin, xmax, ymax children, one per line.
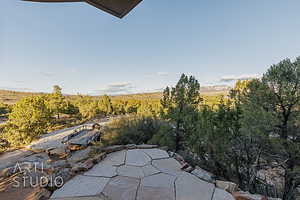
<box><xmin>23</xmin><ymin>0</ymin><xmax>143</xmax><ymax>18</ymax></box>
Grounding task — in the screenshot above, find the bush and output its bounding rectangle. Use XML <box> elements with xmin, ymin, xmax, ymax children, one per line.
<box><xmin>102</xmin><ymin>116</ymin><xmax>175</xmax><ymax>148</ymax></box>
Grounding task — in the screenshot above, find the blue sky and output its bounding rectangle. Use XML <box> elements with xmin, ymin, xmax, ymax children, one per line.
<box><xmin>1</xmin><ymin>0</ymin><xmax>300</xmax><ymax>95</ymax></box>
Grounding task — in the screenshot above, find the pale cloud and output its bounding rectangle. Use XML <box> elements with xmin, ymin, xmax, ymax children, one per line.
<box><xmin>219</xmin><ymin>74</ymin><xmax>261</xmax><ymax>82</ymax></box>
<box><xmin>92</xmin><ymin>82</ymin><xmax>135</xmax><ymax>95</ymax></box>
<box><xmin>157</xmin><ymin>72</ymin><xmax>169</xmax><ymax>76</ymax></box>
<box><xmin>0</xmin><ymin>87</ymin><xmax>34</xmax><ymax>92</ymax></box>
<box><xmin>40</xmin><ymin>72</ymin><xmax>55</xmax><ymax>78</ymax></box>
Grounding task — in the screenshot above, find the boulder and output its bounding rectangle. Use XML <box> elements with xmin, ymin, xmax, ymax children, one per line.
<box><xmin>216</xmin><ymin>180</ymin><xmax>238</xmax><ymax>193</ymax></box>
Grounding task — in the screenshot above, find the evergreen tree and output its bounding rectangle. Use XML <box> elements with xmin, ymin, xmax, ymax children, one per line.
<box><xmin>160</xmin><ymin>73</ymin><xmax>201</xmax><ymax>151</ymax></box>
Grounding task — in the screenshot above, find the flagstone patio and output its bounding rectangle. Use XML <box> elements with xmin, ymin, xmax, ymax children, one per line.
<box><xmin>50</xmin><ymin>148</ymin><xmax>234</xmax><ymax>200</ymax></box>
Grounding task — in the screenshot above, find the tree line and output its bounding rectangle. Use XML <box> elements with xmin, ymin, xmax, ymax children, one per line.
<box><xmin>158</xmin><ymin>58</ymin><xmax>300</xmax><ymax>199</ymax></box>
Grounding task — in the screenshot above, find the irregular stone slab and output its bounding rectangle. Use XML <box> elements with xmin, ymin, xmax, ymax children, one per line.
<box><xmin>126</xmin><ymin>149</ymin><xmax>151</xmax><ymax>167</ymax></box>
<box><xmin>152</xmin><ymin>158</ymin><xmax>182</xmax><ymax>176</ymax></box>
<box><xmin>137</xmin><ymin>187</ymin><xmax>175</xmax><ymax>200</ymax></box>
<box><xmin>142</xmin><ymin>148</ymin><xmax>169</xmax><ymax>160</ymax></box>
<box><xmin>137</xmin><ymin>173</ymin><xmax>176</xmax><ymax>200</ymax></box>
<box><xmin>141</xmin><ymin>173</ymin><xmax>176</xmax><ymax>188</ymax></box>
<box><xmin>85</xmin><ymin>163</ymin><xmax>117</xmax><ymax>178</ymax></box>
<box><xmin>175</xmin><ymin>172</ymin><xmax>215</xmax><ymax>200</ymax></box>
<box><xmin>27</xmin><ymin>122</ymin><xmax>101</xmax><ymax>151</ymax></box>
<box><xmin>67</xmin><ymin>130</ymin><xmax>100</xmax><ymax>146</ymax></box>
<box><xmin>213</xmin><ymin>188</ymin><xmax>235</xmax><ymax>200</ymax></box>
<box><xmin>51</xmin><ymin>175</ymin><xmax>110</xmax><ymax>198</ymax></box>
<box><xmin>191</xmin><ymin>166</ymin><xmax>215</xmax><ymax>183</ymax></box>
<box><xmin>101</xmin><ymin>150</ymin><xmax>126</xmax><ymax>166</ymax></box>
<box><xmin>27</xmin><ymin>125</ymin><xmax>84</xmax><ymax>151</ymax></box>
<box><xmin>117</xmin><ymin>165</ymin><xmax>144</xmax><ymax>178</ymax></box>
<box><xmin>137</xmin><ymin>144</ymin><xmax>158</xmax><ymax>149</ymax></box>
<box><xmin>67</xmin><ymin>147</ymin><xmax>92</xmax><ymax>164</ymax></box>
<box><xmin>142</xmin><ymin>164</ymin><xmax>160</xmax><ymax>177</ymax></box>
<box><xmin>102</xmin><ymin>176</ymin><xmax>140</xmax><ymax>200</ymax></box>
<box><xmin>216</xmin><ymin>180</ymin><xmax>238</xmax><ymax>193</ymax></box>
<box><xmin>0</xmin><ymin>149</ymin><xmax>34</xmax><ymax>170</ymax></box>
<box><xmin>19</xmin><ymin>152</ymin><xmax>50</xmax><ymax>163</ymax></box>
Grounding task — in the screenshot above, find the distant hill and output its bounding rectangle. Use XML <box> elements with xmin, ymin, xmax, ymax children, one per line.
<box><xmin>0</xmin><ymin>85</ymin><xmax>231</xmax><ymax>104</ymax></box>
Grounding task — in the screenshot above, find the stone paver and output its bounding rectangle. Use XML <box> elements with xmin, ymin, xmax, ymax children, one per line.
<box><xmin>84</xmin><ymin>163</ymin><xmax>117</xmax><ymax>178</ymax></box>
<box><xmin>0</xmin><ymin>149</ymin><xmax>34</xmax><ymax>170</ymax></box>
<box><xmin>175</xmin><ymin>172</ymin><xmax>215</xmax><ymax>200</ymax></box>
<box><xmin>101</xmin><ymin>150</ymin><xmax>126</xmax><ymax>166</ymax></box>
<box><xmin>142</xmin><ymin>148</ymin><xmax>169</xmax><ymax>160</ymax></box>
<box><xmin>213</xmin><ymin>188</ymin><xmax>235</xmax><ymax>200</ymax></box>
<box><xmin>137</xmin><ymin>173</ymin><xmax>176</xmax><ymax>200</ymax></box>
<box><xmin>126</xmin><ymin>149</ymin><xmax>151</xmax><ymax>167</ymax></box>
<box><xmin>51</xmin><ymin>175</ymin><xmax>110</xmax><ymax>199</ymax></box>
<box><xmin>152</xmin><ymin>158</ymin><xmax>182</xmax><ymax>176</ymax></box>
<box><xmin>142</xmin><ymin>164</ymin><xmax>160</xmax><ymax>177</ymax></box>
<box><xmin>67</xmin><ymin>147</ymin><xmax>92</xmax><ymax>164</ymax></box>
<box><xmin>102</xmin><ymin>176</ymin><xmax>140</xmax><ymax>200</ymax></box>
<box><xmin>117</xmin><ymin>165</ymin><xmax>144</xmax><ymax>178</ymax></box>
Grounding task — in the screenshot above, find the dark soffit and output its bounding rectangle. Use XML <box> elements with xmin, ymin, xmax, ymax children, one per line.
<box><xmin>23</xmin><ymin>0</ymin><xmax>143</xmax><ymax>18</ymax></box>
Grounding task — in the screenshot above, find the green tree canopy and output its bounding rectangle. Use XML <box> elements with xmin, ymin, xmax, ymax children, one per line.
<box><xmin>4</xmin><ymin>95</ymin><xmax>52</xmax><ymax>146</ymax></box>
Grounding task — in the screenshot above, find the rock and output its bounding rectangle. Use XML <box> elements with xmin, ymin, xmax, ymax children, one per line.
<box><xmin>117</xmin><ymin>165</ymin><xmax>144</xmax><ymax>178</ymax></box>
<box><xmin>213</xmin><ymin>188</ymin><xmax>235</xmax><ymax>200</ymax></box>
<box><xmin>84</xmin><ymin>163</ymin><xmax>117</xmax><ymax>178</ymax></box>
<box><xmin>191</xmin><ymin>166</ymin><xmax>215</xmax><ymax>183</ymax></box>
<box><xmin>126</xmin><ymin>144</ymin><xmax>137</xmax><ymax>149</ymax></box>
<box><xmin>102</xmin><ymin>176</ymin><xmax>140</xmax><ymax>200</ymax></box>
<box><xmin>51</xmin><ymin>160</ymin><xmax>69</xmax><ymax>169</ymax></box>
<box><xmin>33</xmin><ymin>188</ymin><xmax>52</xmax><ymax>200</ymax></box>
<box><xmin>182</xmin><ymin>166</ymin><xmax>194</xmax><ymax>173</ymax></box>
<box><xmin>48</xmin><ymin>147</ymin><xmax>69</xmax><ymax>159</ymax></box>
<box><xmin>152</xmin><ymin>158</ymin><xmax>182</xmax><ymax>176</ymax></box>
<box><xmin>126</xmin><ymin>149</ymin><xmax>151</xmax><ymax>167</ymax></box>
<box><xmin>142</xmin><ymin>148</ymin><xmax>169</xmax><ymax>160</ymax></box>
<box><xmin>0</xmin><ymin>149</ymin><xmax>34</xmax><ymax>171</ymax></box>
<box><xmin>175</xmin><ymin>172</ymin><xmax>215</xmax><ymax>200</ymax></box>
<box><xmin>67</xmin><ymin>130</ymin><xmax>100</xmax><ymax>147</ymax></box>
<box><xmin>142</xmin><ymin>164</ymin><xmax>160</xmax><ymax>177</ymax></box>
<box><xmin>137</xmin><ymin>144</ymin><xmax>158</xmax><ymax>149</ymax></box>
<box><xmin>101</xmin><ymin>150</ymin><xmax>125</xmax><ymax>166</ymax></box>
<box><xmin>71</xmin><ymin>160</ymin><xmax>94</xmax><ymax>173</ymax></box>
<box><xmin>216</xmin><ymin>180</ymin><xmax>238</xmax><ymax>193</ymax></box>
<box><xmin>67</xmin><ymin>144</ymin><xmax>84</xmax><ymax>151</ymax></box>
<box><xmin>68</xmin><ymin>146</ymin><xmax>92</xmax><ymax>164</ymax></box>
<box><xmin>137</xmin><ymin>173</ymin><xmax>176</xmax><ymax>200</ymax></box>
<box><xmin>103</xmin><ymin>145</ymin><xmax>125</xmax><ymax>153</ymax></box>
<box><xmin>232</xmin><ymin>192</ymin><xmax>268</xmax><ymax>200</ymax></box>
<box><xmin>51</xmin><ymin>175</ymin><xmax>110</xmax><ymax>198</ymax></box>
<box><xmin>92</xmin><ymin>152</ymin><xmax>107</xmax><ymax>163</ymax></box>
